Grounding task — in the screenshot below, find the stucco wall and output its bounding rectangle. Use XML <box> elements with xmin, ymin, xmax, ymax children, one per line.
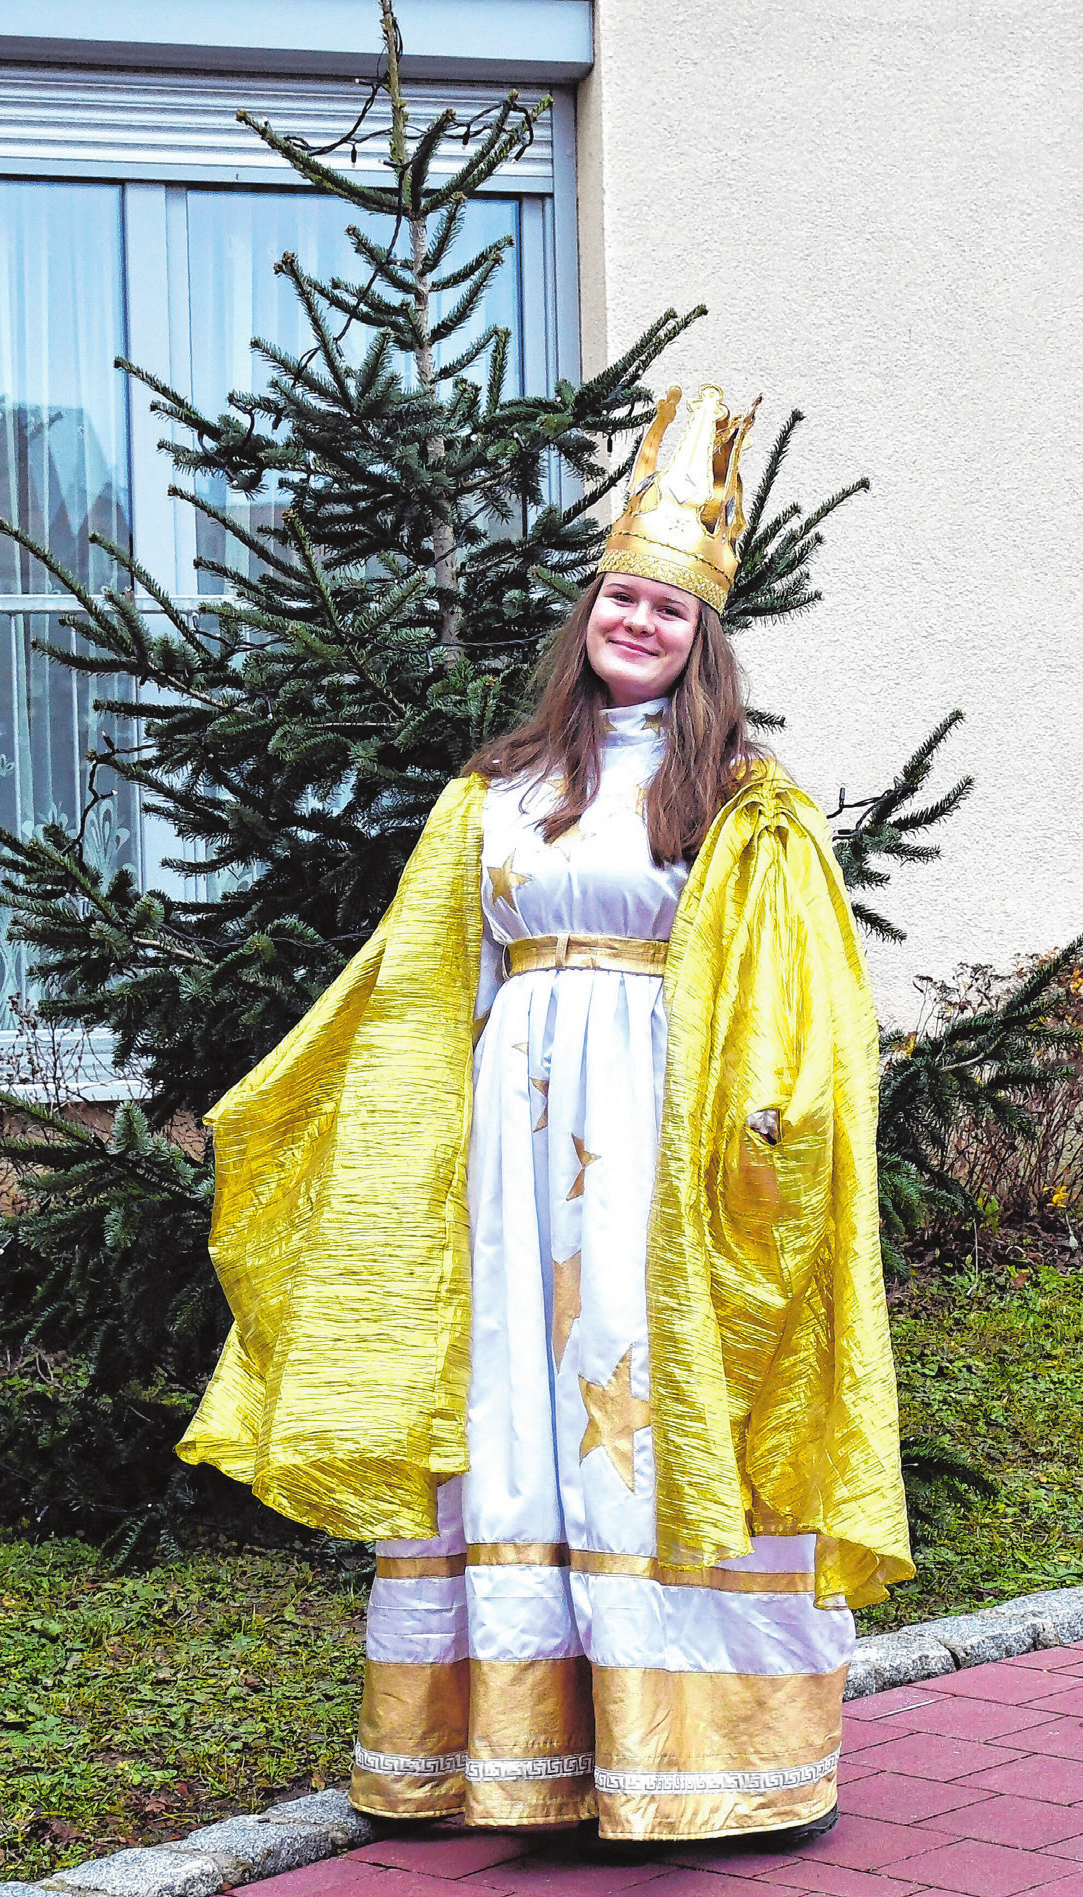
<box><xmin>577</xmin><ymin>0</ymin><xmax>1083</xmax><ymax>1028</ymax></box>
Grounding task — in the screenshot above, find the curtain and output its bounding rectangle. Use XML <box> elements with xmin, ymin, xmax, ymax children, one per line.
<box><xmin>0</xmin><ymin>182</ymin><xmax>140</xmax><ymax>1004</ymax></box>
<box><xmin>182</xmin><ymin>189</ymin><xmax>521</xmax><ymax>589</ymax></box>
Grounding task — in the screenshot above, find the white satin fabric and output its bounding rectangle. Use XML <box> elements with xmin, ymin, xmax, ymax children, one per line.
<box><xmin>467</xmin><ymin>701</ymin><xmax>681</xmax><ymax>1565</ymax></box>
<box><xmin>366</xmin><ymin>697</ymin><xmax>855</xmax><ymax>1744</ymax></box>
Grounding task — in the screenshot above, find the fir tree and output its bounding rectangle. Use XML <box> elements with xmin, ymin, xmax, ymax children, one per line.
<box><xmin>0</xmin><ymin>3</ymin><xmax>1069</xmax><ymax>1544</ymax></box>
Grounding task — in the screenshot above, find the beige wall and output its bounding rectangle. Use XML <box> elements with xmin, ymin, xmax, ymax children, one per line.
<box><xmin>577</xmin><ymin>0</ymin><xmax>1083</xmax><ymax>1028</ymax></box>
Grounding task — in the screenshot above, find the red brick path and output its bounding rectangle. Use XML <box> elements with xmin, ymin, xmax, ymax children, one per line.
<box><xmin>253</xmin><ymin>1643</ymin><xmax>1083</xmax><ymax>1897</ymax></box>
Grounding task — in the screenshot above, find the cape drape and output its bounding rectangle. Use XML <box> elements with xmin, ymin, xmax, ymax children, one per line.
<box><xmin>177</xmin><ymin>764</ymin><xmax>913</xmax><ymax>1608</ymax></box>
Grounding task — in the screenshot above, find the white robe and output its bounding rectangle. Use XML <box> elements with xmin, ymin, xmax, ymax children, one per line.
<box><xmin>354</xmin><ymin>701</ymin><xmax>855</xmax><ymax>1840</ymax></box>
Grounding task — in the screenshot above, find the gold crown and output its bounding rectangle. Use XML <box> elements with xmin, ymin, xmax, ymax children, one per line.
<box><xmin>598</xmin><ymin>384</ymin><xmax>760</xmax><ymax>615</ymax></box>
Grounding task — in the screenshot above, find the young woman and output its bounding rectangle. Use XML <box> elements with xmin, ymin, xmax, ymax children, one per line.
<box><xmin>179</xmin><ymin>385</ymin><xmax>913</xmax><ymax>1845</ymax></box>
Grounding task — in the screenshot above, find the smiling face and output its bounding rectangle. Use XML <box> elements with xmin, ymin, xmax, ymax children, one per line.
<box><xmin>585</xmin><ymin>573</ymin><xmax>700</xmax><ymax>706</ymax></box>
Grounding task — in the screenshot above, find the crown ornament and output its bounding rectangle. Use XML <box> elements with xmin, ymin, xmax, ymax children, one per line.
<box><xmin>598</xmin><ymin>383</ymin><xmax>761</xmax><ymax>615</ymax></box>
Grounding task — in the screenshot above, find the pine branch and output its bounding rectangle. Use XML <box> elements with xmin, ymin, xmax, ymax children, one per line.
<box><xmin>831</xmin><ymin>714</ymin><xmax>974</xmax><ymax>934</ymax></box>
<box><xmin>741</xmin><ymin>409</ymin><xmax>803</xmax><ymax>546</ymax></box>
<box><xmin>236</xmin><ymin>109</ymin><xmax>402</xmax><ymax>215</ymax></box>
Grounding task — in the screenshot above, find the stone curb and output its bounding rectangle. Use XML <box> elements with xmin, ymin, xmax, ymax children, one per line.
<box><xmin>14</xmin><ymin>1790</ymin><xmax>375</xmax><ymax>1897</ymax></box>
<box><xmin>843</xmin><ymin>1584</ymin><xmax>1083</xmax><ymax>1697</ymax></box>
<box><xmin>9</xmin><ymin>1586</ymin><xmax>1083</xmax><ymax>1894</ymax></box>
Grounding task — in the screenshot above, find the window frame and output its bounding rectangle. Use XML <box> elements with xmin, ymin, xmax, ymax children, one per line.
<box><xmin>0</xmin><ymin>70</ymin><xmax>581</xmax><ymax>608</ymax></box>
<box><xmin>0</xmin><ymin>59</ymin><xmax>581</xmax><ymax>1066</ymax></box>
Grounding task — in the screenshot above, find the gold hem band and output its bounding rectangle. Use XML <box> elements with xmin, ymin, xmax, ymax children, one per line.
<box><xmin>353</xmin><ymin>1650</ymin><xmax>848</xmax><ymax>1838</ymax></box>
<box><xmin>349</xmin><ymin>1792</ymin><xmax>465</xmax><ymax>1820</ymax></box>
<box><xmin>465</xmin><ymin>1781</ymin><xmax>598</xmax><ymax>1827</ymax></box>
<box><xmin>570</xmin><ymin>1550</ymin><xmax>815</xmax><ymax>1593</ymax></box>
<box><xmin>465</xmin><ymin>1656</ymin><xmax>596</xmax><ymax>1827</ymax></box>
<box><xmin>468</xmin><ymin>1542</ymin><xmax>570</xmax><ymax>1566</ymax></box>
<box><xmin>596</xmin><ymin>1771</ymin><xmax>838</xmax><ymax>1841</ymax></box>
<box><xmin>462</xmin><ymin>1541</ymin><xmax>820</xmax><ymax>1593</ymax></box>
<box><xmin>375</xmin><ymin>1553</ymin><xmax>467</xmax><ymax>1579</ymax></box>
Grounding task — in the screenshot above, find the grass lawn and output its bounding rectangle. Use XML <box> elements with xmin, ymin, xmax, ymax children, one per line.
<box><xmin>2</xmin><ymin>1218</ymin><xmax>1080</xmax><ymax>1884</ymax></box>
<box><xmin>858</xmin><ymin>1217</ymin><xmax>1083</xmax><ymax>1631</ymax></box>
<box><xmin>0</xmin><ymin>1542</ymin><xmax>367</xmax><ymax>1885</ymax></box>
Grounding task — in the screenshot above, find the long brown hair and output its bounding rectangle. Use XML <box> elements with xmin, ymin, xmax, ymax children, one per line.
<box><xmin>466</xmin><ymin>577</ymin><xmax>762</xmax><ymax>864</ymax></box>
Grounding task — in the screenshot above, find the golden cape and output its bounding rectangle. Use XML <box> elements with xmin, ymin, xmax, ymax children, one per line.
<box><xmin>178</xmin><ymin>764</ymin><xmax>913</xmax><ymax>1608</ymax></box>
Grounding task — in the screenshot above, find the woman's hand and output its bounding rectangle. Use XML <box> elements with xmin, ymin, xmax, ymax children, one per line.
<box><xmin>746</xmin><ymin>1108</ymin><xmax>781</xmax><ymax>1146</ymax></box>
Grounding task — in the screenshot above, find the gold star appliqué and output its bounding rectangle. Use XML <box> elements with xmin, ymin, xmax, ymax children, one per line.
<box><xmin>643</xmin><ymin>708</ymin><xmax>666</xmax><ymax>734</ymax></box>
<box><xmin>530</xmin><ymin>1074</ymin><xmax>549</xmax><ymax>1131</ymax></box>
<box><xmin>551</xmin><ymin>1251</ymin><xmax>582</xmax><ymax>1368</ymax></box>
<box><xmin>599</xmin><ymin>712</ymin><xmax>617</xmax><ymax>737</ymax></box>
<box><xmin>567</xmin><ymin>1132</ymin><xmax>599</xmax><ymax>1201</ymax></box>
<box><xmin>487</xmin><ymin>853</ymin><xmax>531</xmax><ymax>912</ymax></box>
<box><xmin>579</xmin><ymin>1346</ymin><xmax>651</xmax><ymax>1491</ymax></box>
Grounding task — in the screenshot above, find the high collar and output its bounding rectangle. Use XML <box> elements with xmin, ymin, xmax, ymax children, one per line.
<box><xmin>600</xmin><ymin>699</ymin><xmax>667</xmax><ymax>744</ymax></box>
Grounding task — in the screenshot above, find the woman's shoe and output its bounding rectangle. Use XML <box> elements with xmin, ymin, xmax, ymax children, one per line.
<box><xmin>768</xmin><ymin>1803</ymin><xmax>839</xmax><ymax>1850</ymax></box>
<box><xmin>576</xmin><ymin>1822</ymin><xmax>656</xmax><ymax>1865</ymax></box>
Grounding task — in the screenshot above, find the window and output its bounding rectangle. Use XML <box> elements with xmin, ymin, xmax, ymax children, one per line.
<box><xmin>0</xmin><ymin>180</ymin><xmax>139</xmax><ymax>1004</ymax></box>
<box><xmin>182</xmin><ymin>188</ymin><xmax>524</xmax><ymax>591</ymax></box>
<box><xmin>0</xmin><ymin>64</ymin><xmax>580</xmax><ymax>1018</ymax></box>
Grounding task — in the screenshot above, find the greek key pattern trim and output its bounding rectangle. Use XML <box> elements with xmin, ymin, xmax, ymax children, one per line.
<box><xmin>595</xmin><ymin>1747</ymin><xmax>841</xmax><ymax>1797</ymax></box>
<box><xmin>465</xmin><ymin>1751</ymin><xmax>595</xmax><ymax>1783</ymax></box>
<box><xmin>356</xmin><ymin>1739</ymin><xmax>838</xmax><ymax>1795</ymax></box>
<box><xmin>353</xmin><ymin>1741</ymin><xmax>467</xmax><ymax>1779</ymax></box>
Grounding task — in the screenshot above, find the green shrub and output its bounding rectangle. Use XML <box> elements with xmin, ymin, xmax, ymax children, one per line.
<box><xmin>930</xmin><ymin>954</ymin><xmax>1083</xmax><ymax>1217</ymax></box>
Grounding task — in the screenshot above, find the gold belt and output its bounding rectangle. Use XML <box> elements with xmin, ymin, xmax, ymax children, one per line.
<box><xmin>503</xmin><ymin>933</ymin><xmax>668</xmax><ymax>977</ymax></box>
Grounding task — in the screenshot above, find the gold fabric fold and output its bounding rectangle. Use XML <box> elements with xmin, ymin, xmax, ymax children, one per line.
<box><xmin>178</xmin><ymin>762</ymin><xmax>913</xmax><ymax>1605</ymax></box>
<box><xmin>350</xmin><ymin>1655</ymin><xmax>596</xmax><ymax>1828</ymax></box>
<box><xmin>176</xmin><ymin>773</ymin><xmax>487</xmax><ymax>1540</ymax></box>
<box><xmin>594</xmin><ymin>1664</ymin><xmax>846</xmax><ymax>1773</ymax></box>
<box><xmin>650</xmin><ymin>767</ymin><xmax>912</xmax><ymax>1601</ymax></box>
